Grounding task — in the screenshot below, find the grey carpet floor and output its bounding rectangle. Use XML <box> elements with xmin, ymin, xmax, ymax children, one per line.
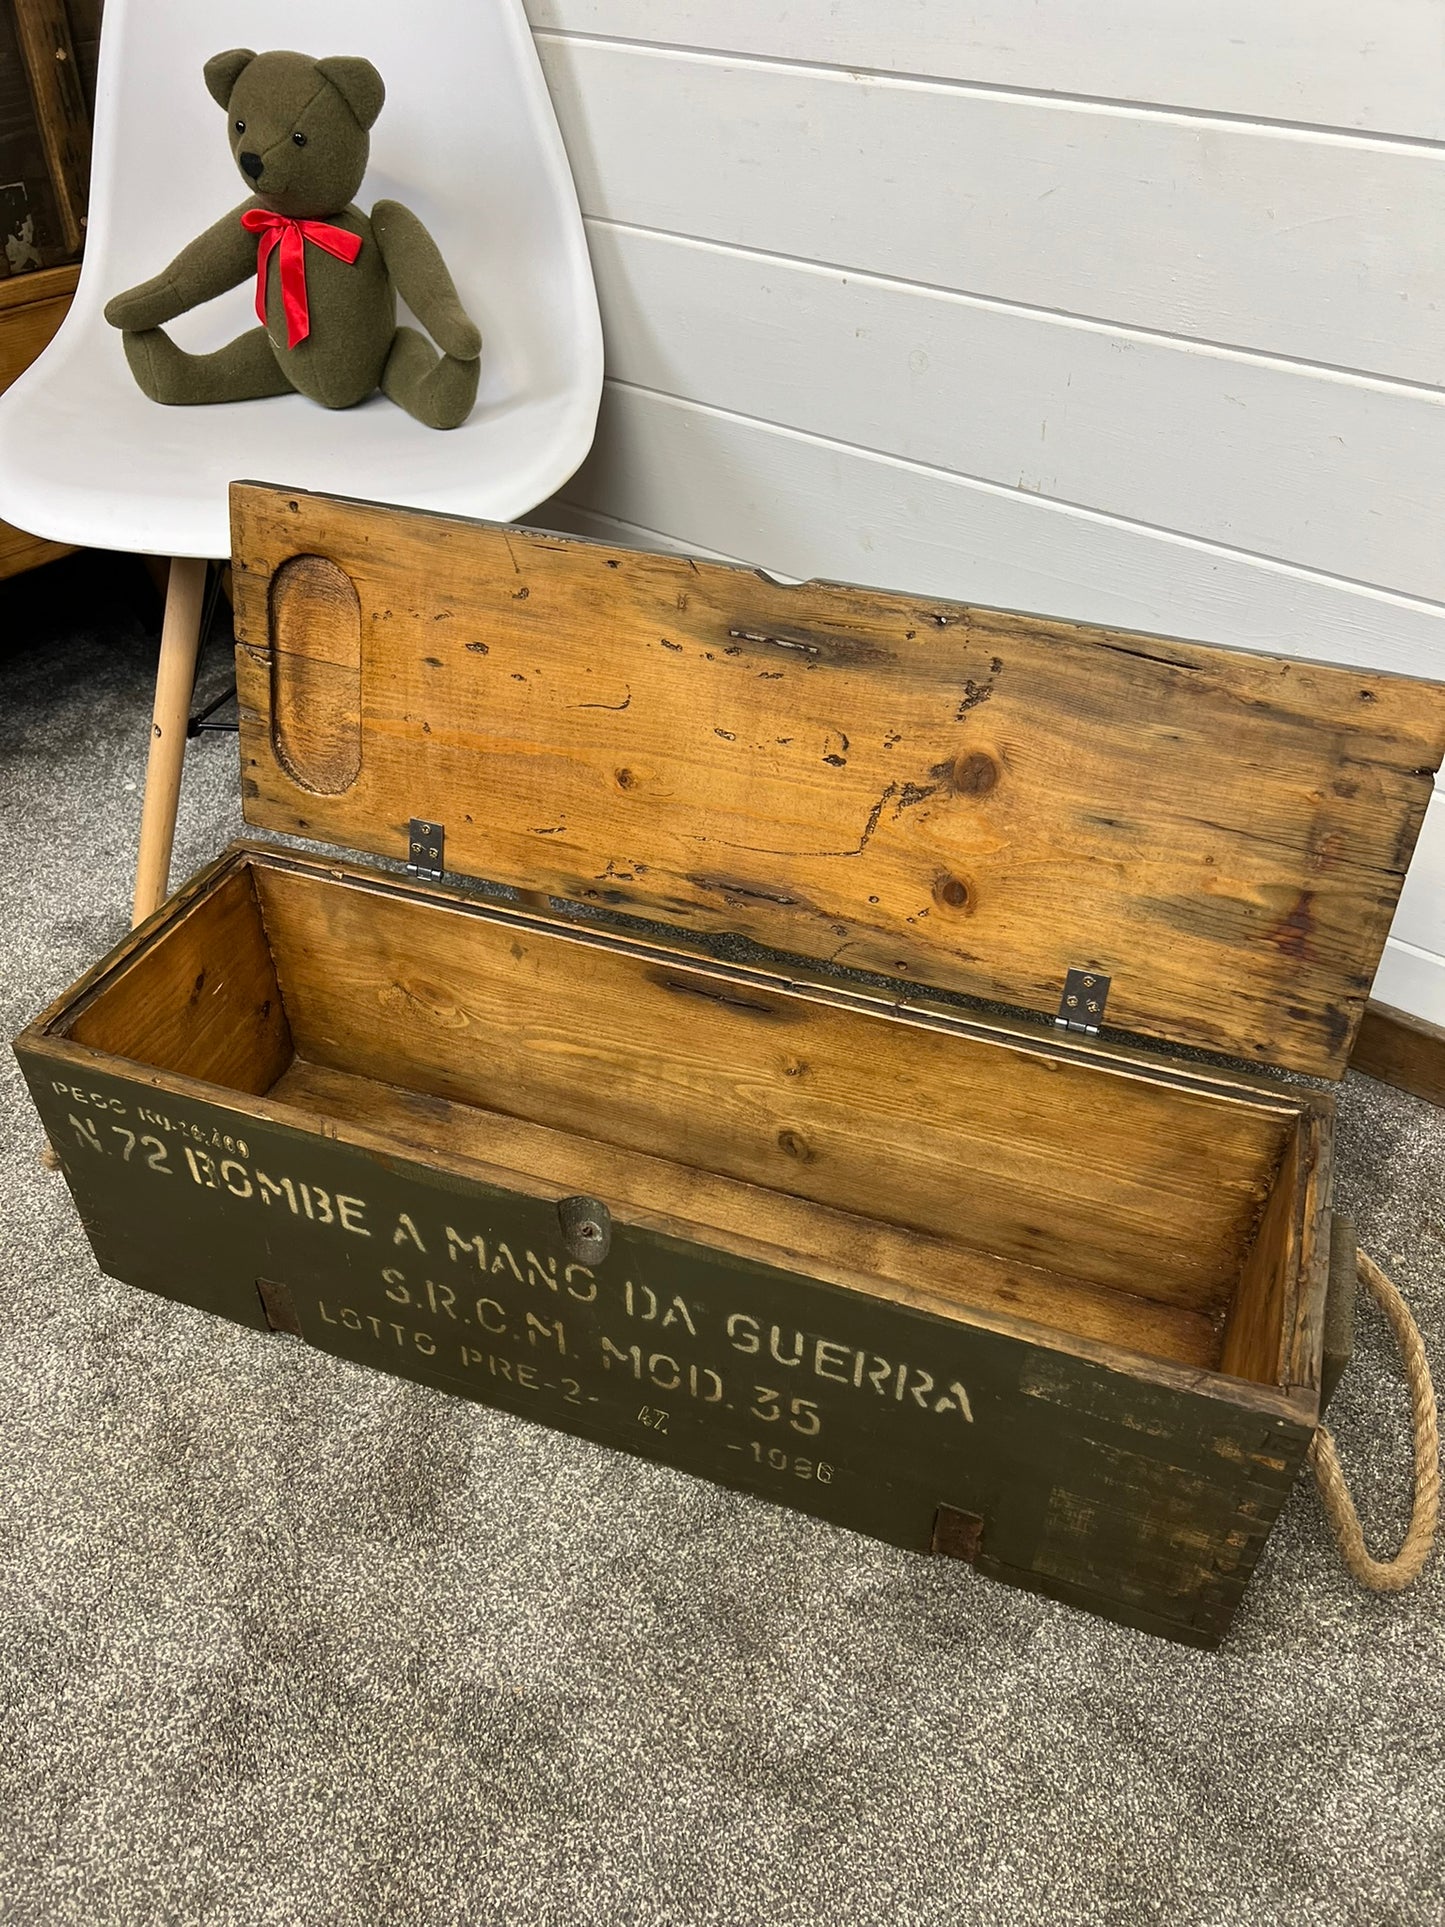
<box><xmin>2</xmin><ymin>556</ymin><xmax>1443</xmax><ymax>1927</ymax></box>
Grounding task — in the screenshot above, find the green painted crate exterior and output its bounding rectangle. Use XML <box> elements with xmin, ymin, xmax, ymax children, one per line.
<box><xmin>18</xmin><ymin>1051</ymin><xmax>1311</xmax><ymax>1647</ymax></box>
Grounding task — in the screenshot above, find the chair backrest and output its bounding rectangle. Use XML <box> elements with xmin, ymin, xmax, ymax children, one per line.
<box><xmin>70</xmin><ymin>0</ymin><xmax>600</xmax><ymax>420</ymax></box>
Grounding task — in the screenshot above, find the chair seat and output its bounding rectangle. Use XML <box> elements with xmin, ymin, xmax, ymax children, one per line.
<box><xmin>0</xmin><ymin>0</ymin><xmax>602</xmax><ymax>557</ymax></box>
<box><xmin>0</xmin><ymin>314</ymin><xmax>595</xmax><ymax>557</ymax></box>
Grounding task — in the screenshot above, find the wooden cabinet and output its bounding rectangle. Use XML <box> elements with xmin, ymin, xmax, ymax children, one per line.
<box><xmin>0</xmin><ymin>260</ymin><xmax>78</xmax><ymax>576</ymax></box>
<box><xmin>0</xmin><ymin>0</ymin><xmax>96</xmax><ymax>577</ymax></box>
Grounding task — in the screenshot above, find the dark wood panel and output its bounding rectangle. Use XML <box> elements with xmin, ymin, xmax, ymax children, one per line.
<box><xmin>0</xmin><ymin>260</ymin><xmax>74</xmax><ymax>377</ymax></box>
<box><xmin>1350</xmin><ymin>999</ymin><xmax>1445</xmax><ymax>1107</ymax></box>
<box><xmin>12</xmin><ymin>0</ymin><xmax>91</xmax><ymax>256</ymax></box>
<box><xmin>230</xmin><ymin>483</ymin><xmax>1445</xmax><ymax>1080</ymax></box>
<box><xmin>0</xmin><ymin>0</ymin><xmax>67</xmax><ymax>268</ymax></box>
<box><xmin>64</xmin><ymin>0</ymin><xmax>100</xmax><ymax>117</ymax></box>
<box><xmin>0</xmin><ymin>264</ymin><xmax>76</xmax><ymax>575</ymax></box>
<box><xmin>0</xmin><ymin>523</ymin><xmax>69</xmax><ymax>578</ymax></box>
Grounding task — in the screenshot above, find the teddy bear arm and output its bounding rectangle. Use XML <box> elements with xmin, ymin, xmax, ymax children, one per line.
<box><xmin>104</xmin><ymin>205</ymin><xmax>258</xmax><ymax>332</ymax></box>
<box><xmin>371</xmin><ymin>199</ymin><xmax>481</xmax><ymax>362</ymax></box>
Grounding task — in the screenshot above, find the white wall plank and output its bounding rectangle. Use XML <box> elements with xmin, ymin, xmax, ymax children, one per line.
<box><xmin>537</xmin><ymin>37</ymin><xmax>1445</xmax><ymax>385</ymax></box>
<box><xmin>585</xmin><ymin>222</ymin><xmax>1445</xmax><ymax>601</ymax></box>
<box><xmin>1373</xmin><ymin>939</ymin><xmax>1445</xmax><ymax>1020</ymax></box>
<box><xmin>527</xmin><ymin>0</ymin><xmax>1445</xmax><ymax>141</ymax></box>
<box><xmin>1387</xmin><ymin>791</ymin><xmax>1445</xmax><ymax>960</ymax></box>
<box><xmin>529</xmin><ymin>498</ymin><xmax>744</xmax><ymax>563</ymax></box>
<box><xmin>559</xmin><ymin>384</ymin><xmax>1445</xmax><ymax>676</ymax></box>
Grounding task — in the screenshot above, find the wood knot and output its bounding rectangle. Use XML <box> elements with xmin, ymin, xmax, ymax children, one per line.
<box><xmin>951</xmin><ymin>750</ymin><xmax>999</xmax><ymax>797</ymax></box>
<box><xmin>777</xmin><ymin>1128</ymin><xmax>815</xmax><ymax>1163</ymax></box>
<box><xmin>933</xmin><ymin>873</ymin><xmax>974</xmax><ymax>913</ymax></box>
<box><xmin>615</xmin><ymin>767</ymin><xmax>637</xmax><ymax>790</ymax></box>
<box><xmin>385</xmin><ymin>978</ymin><xmax>469</xmax><ymax>1029</ymax></box>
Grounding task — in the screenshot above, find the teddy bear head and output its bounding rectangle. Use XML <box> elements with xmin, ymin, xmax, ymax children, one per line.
<box><xmin>203</xmin><ymin>48</ymin><xmax>385</xmax><ymax>220</ymax></box>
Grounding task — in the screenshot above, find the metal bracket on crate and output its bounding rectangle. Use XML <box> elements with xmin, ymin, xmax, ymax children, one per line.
<box><xmin>558</xmin><ymin>1195</ymin><xmax>613</xmax><ymax>1265</ymax></box>
<box><xmin>407</xmin><ymin>818</ymin><xmax>445</xmax><ymax>882</ymax></box>
<box><xmin>1055</xmin><ymin>968</ymin><xmax>1110</xmax><ymax>1036</ymax></box>
<box><xmin>256</xmin><ymin>1276</ymin><xmax>304</xmax><ymax>1337</ymax></box>
<box><xmin>931</xmin><ymin>1504</ymin><xmax>984</xmax><ymax>1563</ymax></box>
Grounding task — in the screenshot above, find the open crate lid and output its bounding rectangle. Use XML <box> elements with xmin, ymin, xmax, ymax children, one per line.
<box><xmin>231</xmin><ymin>482</ymin><xmax>1445</xmax><ymax>1081</ymax></box>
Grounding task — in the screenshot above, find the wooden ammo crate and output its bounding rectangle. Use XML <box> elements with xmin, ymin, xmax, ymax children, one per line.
<box><xmin>16</xmin><ymin>482</ymin><xmax>1445</xmax><ymax>1646</ymax></box>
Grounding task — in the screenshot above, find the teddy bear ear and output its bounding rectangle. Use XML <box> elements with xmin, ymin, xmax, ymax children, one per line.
<box><xmin>316</xmin><ymin>56</ymin><xmax>386</xmax><ymax>132</ymax></box>
<box><xmin>203</xmin><ymin>48</ymin><xmax>257</xmax><ymax>109</ymax></box>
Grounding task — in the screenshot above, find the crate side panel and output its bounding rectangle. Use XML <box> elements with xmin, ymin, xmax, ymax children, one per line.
<box><xmin>18</xmin><ymin>1049</ymin><xmax>1310</xmax><ymax>1643</ymax></box>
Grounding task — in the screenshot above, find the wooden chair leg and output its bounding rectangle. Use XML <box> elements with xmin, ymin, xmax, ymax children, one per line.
<box><xmin>131</xmin><ymin>555</ymin><xmax>208</xmax><ymax>926</ymax></box>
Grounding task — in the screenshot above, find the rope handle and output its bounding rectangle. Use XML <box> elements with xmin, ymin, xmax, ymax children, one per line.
<box><xmin>1310</xmin><ymin>1248</ymin><xmax>1440</xmax><ymax>1592</ymax></box>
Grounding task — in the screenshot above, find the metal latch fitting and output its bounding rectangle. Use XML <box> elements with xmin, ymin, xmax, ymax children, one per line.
<box><xmin>407</xmin><ymin>818</ymin><xmax>445</xmax><ymax>882</ymax></box>
<box><xmin>256</xmin><ymin>1276</ymin><xmax>304</xmax><ymax>1337</ymax></box>
<box><xmin>558</xmin><ymin>1195</ymin><xmax>612</xmax><ymax>1265</ymax></box>
<box><xmin>1055</xmin><ymin>968</ymin><xmax>1110</xmax><ymax>1036</ymax></box>
<box><xmin>931</xmin><ymin>1504</ymin><xmax>984</xmax><ymax>1562</ymax></box>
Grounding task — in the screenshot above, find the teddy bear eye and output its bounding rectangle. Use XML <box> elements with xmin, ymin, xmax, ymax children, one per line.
<box><xmin>234</xmin><ymin>119</ymin><xmax>245</xmax><ymax>133</ymax></box>
<box><xmin>292</xmin><ymin>131</ymin><xmax>307</xmax><ymax>147</ymax></box>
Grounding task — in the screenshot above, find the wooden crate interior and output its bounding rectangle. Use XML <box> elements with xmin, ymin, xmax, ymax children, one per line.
<box><xmin>59</xmin><ymin>855</ymin><xmax>1310</xmax><ymax>1388</ymax></box>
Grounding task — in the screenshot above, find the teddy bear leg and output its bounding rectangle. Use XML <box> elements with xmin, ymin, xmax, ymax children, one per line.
<box><xmin>381</xmin><ymin>326</ymin><xmax>479</xmax><ymax>431</ymax></box>
<box><xmin>122</xmin><ymin>326</ymin><xmax>294</xmax><ymax>406</ymax></box>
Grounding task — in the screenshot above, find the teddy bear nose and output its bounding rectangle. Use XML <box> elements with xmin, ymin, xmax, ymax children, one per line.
<box><xmin>239</xmin><ymin>150</ymin><xmax>264</xmax><ymax>181</ymax></box>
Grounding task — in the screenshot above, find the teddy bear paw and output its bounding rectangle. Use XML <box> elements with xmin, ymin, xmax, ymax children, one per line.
<box><xmin>105</xmin><ymin>280</ymin><xmax>177</xmax><ymax>332</ymax></box>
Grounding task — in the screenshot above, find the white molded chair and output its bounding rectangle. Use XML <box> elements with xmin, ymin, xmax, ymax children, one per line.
<box><xmin>0</xmin><ymin>0</ymin><xmax>602</xmax><ymax>922</ymax></box>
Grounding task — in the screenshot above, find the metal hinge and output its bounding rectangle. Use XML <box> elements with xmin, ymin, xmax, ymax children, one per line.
<box><xmin>407</xmin><ymin>818</ymin><xmax>445</xmax><ymax>882</ymax></box>
<box><xmin>1055</xmin><ymin>968</ymin><xmax>1110</xmax><ymax>1036</ymax></box>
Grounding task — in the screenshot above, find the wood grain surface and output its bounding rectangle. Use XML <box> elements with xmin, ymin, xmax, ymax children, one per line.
<box><xmin>269</xmin><ymin>553</ymin><xmax>363</xmax><ymax>795</ymax></box>
<box><xmin>69</xmin><ymin>865</ymin><xmax>291</xmax><ymax>1094</ymax></box>
<box><xmin>0</xmin><ymin>263</ymin><xmax>78</xmax><ymax>379</ymax></box>
<box><xmin>12</xmin><ymin>0</ymin><xmax>91</xmax><ymax>256</ymax></box>
<box><xmin>1219</xmin><ymin>1121</ymin><xmax>1308</xmax><ymax>1388</ymax></box>
<box><xmin>232</xmin><ymin>484</ymin><xmax>1445</xmax><ymax>1078</ymax></box>
<box><xmin>25</xmin><ymin>842</ymin><xmax>1325</xmax><ymax>1411</ymax></box>
<box><xmin>268</xmin><ymin>1058</ymin><xmax>1226</xmax><ymax>1374</ymax></box>
<box><xmin>248</xmin><ymin>860</ymin><xmax>1293</xmax><ymax>1318</ymax></box>
<box><xmin>1350</xmin><ymin>1000</ymin><xmax>1445</xmax><ymax>1108</ymax></box>
<box><xmin>0</xmin><ymin>265</ymin><xmax>78</xmax><ymax>580</ymax></box>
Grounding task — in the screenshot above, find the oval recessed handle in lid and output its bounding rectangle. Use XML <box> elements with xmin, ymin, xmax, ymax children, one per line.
<box><xmin>269</xmin><ymin>553</ymin><xmax>362</xmax><ymax>794</ymax></box>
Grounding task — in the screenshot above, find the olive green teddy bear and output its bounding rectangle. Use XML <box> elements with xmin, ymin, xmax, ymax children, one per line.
<box><xmin>104</xmin><ymin>48</ymin><xmax>480</xmax><ymax>429</ymax></box>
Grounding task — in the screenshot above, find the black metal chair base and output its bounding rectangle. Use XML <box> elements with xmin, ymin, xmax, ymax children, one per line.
<box><xmin>185</xmin><ymin>563</ymin><xmax>239</xmax><ymax>737</ymax></box>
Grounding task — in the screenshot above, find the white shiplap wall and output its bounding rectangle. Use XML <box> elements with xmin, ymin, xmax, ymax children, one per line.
<box><xmin>523</xmin><ymin>1</ymin><xmax>1445</xmax><ymax>1025</ymax></box>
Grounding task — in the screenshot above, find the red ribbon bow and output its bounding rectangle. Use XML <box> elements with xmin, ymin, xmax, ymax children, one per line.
<box><xmin>241</xmin><ymin>208</ymin><xmax>363</xmax><ymax>349</ymax></box>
